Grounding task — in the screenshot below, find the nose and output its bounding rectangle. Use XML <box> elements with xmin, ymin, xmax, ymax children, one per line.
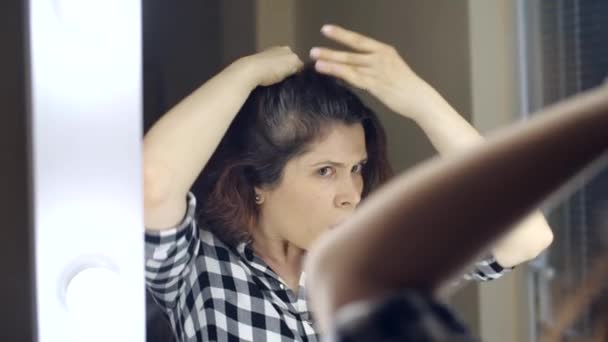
<box><xmin>334</xmin><ymin>176</ymin><xmax>362</xmax><ymax>209</ymax></box>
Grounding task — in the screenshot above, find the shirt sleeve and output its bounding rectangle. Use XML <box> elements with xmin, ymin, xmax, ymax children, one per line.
<box><xmin>144</xmin><ymin>192</ymin><xmax>200</xmax><ymax>309</ymax></box>
<box><xmin>463</xmin><ymin>255</ymin><xmax>513</xmax><ymax>282</ymax></box>
<box><xmin>324</xmin><ymin>291</ymin><xmax>476</xmax><ymax>342</ymax></box>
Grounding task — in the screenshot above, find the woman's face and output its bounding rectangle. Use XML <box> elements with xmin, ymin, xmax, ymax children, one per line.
<box><xmin>256</xmin><ymin>123</ymin><xmax>368</xmax><ymax>250</ymax></box>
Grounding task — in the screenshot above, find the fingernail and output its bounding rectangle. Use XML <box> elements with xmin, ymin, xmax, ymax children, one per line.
<box><xmin>321</xmin><ymin>25</ymin><xmax>333</xmax><ymax>34</ymax></box>
<box><xmin>310</xmin><ymin>47</ymin><xmax>320</xmax><ymax>58</ymax></box>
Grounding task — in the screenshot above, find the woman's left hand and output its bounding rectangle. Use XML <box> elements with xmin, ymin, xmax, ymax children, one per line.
<box><xmin>310</xmin><ymin>24</ymin><xmax>430</xmax><ymax>119</ymax></box>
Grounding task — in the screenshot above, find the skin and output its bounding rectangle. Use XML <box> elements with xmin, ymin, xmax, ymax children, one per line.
<box><xmin>309</xmin><ymin>24</ymin><xmax>553</xmax><ymax>268</ymax></box>
<box><xmin>304</xmin><ymin>83</ymin><xmax>608</xmax><ymax>333</ymax></box>
<box><xmin>143</xmin><ymin>47</ymin><xmax>304</xmax><ymax>230</ymax></box>
<box><xmin>251</xmin><ymin>123</ymin><xmax>367</xmax><ymax>291</ymax></box>
<box><xmin>144</xmin><ymin>24</ymin><xmax>552</xmax><ymax>297</ymax></box>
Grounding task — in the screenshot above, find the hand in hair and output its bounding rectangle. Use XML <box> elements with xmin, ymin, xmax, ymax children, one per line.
<box><xmin>143</xmin><ymin>47</ymin><xmax>302</xmax><ymax>230</ymax></box>
<box><xmin>309</xmin><ymin>24</ymin><xmax>428</xmax><ymax>119</ymax></box>
<box><xmin>310</xmin><ymin>24</ymin><xmax>554</xmax><ymax>270</ymax></box>
<box><xmin>237</xmin><ymin>46</ymin><xmax>304</xmax><ymax>87</ymax></box>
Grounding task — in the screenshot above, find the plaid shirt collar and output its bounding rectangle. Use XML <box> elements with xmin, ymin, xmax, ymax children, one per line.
<box><xmin>236</xmin><ymin>242</ymin><xmax>313</xmax><ymax>324</ymax></box>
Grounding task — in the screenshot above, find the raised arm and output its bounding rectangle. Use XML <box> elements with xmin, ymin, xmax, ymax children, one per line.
<box><xmin>143</xmin><ymin>47</ymin><xmax>302</xmax><ymax>230</ymax></box>
<box><xmin>396</xmin><ymin>80</ymin><xmax>553</xmax><ymax>267</ymax></box>
<box><xmin>305</xmin><ymin>84</ymin><xmax>608</xmax><ymax>333</ymax></box>
<box><xmin>310</xmin><ymin>24</ymin><xmax>552</xmax><ymax>268</ymax></box>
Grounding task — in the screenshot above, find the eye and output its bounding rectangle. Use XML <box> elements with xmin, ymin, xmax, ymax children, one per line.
<box><xmin>317</xmin><ymin>166</ymin><xmax>335</xmax><ymax>177</ymax></box>
<box><xmin>352</xmin><ymin>161</ymin><xmax>367</xmax><ymax>174</ymax></box>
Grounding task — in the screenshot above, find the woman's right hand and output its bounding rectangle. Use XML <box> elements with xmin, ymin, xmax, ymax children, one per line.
<box><xmin>233</xmin><ymin>46</ymin><xmax>304</xmax><ymax>87</ymax></box>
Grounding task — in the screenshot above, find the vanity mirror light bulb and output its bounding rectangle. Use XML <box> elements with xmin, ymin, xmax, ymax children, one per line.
<box><xmin>29</xmin><ymin>0</ymin><xmax>144</xmax><ymax>340</ymax></box>
<box><xmin>64</xmin><ymin>267</ymin><xmax>129</xmax><ymax>342</ymax></box>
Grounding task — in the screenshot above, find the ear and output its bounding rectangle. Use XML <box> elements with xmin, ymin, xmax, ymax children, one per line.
<box><xmin>254</xmin><ymin>187</ymin><xmax>265</xmax><ymax>204</ymax></box>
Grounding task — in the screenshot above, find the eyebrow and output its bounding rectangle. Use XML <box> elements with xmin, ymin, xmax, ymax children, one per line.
<box><xmin>310</xmin><ymin>158</ymin><xmax>368</xmax><ymax>168</ymax></box>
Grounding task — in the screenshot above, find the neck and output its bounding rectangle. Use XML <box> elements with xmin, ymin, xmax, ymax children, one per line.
<box><xmin>250</xmin><ymin>223</ymin><xmax>307</xmax><ymax>291</ymax></box>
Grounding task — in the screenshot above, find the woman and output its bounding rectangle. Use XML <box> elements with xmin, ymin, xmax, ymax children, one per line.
<box><xmin>303</xmin><ymin>82</ymin><xmax>608</xmax><ymax>341</ymax></box>
<box><xmin>143</xmin><ymin>25</ymin><xmax>553</xmax><ymax>341</ymax></box>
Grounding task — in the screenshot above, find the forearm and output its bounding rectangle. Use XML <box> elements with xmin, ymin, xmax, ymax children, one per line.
<box><xmin>405</xmin><ymin>81</ymin><xmax>484</xmax><ymax>154</ymax></box>
<box><xmin>490</xmin><ymin>212</ymin><xmax>553</xmax><ymax>267</ymax></box>
<box><xmin>306</xmin><ymin>86</ymin><xmax>608</xmax><ymax>331</ymax></box>
<box><xmin>143</xmin><ymin>60</ymin><xmax>257</xmax><ymax>202</ymax></box>
<box><xmin>407</xmin><ymin>81</ymin><xmax>553</xmax><ymax>267</ymax></box>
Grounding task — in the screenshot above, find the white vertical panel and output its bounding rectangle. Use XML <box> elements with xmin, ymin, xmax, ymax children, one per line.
<box><xmin>28</xmin><ymin>0</ymin><xmax>144</xmax><ymax>341</ymax></box>
<box><xmin>468</xmin><ymin>1</ymin><xmax>533</xmax><ymax>342</ymax></box>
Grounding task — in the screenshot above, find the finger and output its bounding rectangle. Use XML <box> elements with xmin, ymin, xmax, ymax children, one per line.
<box><xmin>280</xmin><ymin>50</ymin><xmax>301</xmax><ymax>63</ymax></box>
<box><xmin>321</xmin><ymin>24</ymin><xmax>384</xmax><ymax>52</ymax></box>
<box><xmin>309</xmin><ymin>47</ymin><xmax>372</xmax><ymax>66</ymax></box>
<box><xmin>280</xmin><ymin>56</ymin><xmax>303</xmax><ymax>76</ymax></box>
<box><xmin>314</xmin><ymin>61</ymin><xmax>370</xmax><ymax>90</ymax></box>
<box><xmin>293</xmin><ymin>57</ymin><xmax>305</xmax><ymax>72</ymax></box>
<box><xmin>265</xmin><ymin>46</ymin><xmax>295</xmax><ymax>57</ymax></box>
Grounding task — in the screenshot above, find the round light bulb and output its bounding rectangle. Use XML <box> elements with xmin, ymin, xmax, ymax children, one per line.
<box><xmin>65</xmin><ymin>267</ymin><xmax>128</xmax><ymax>342</ymax></box>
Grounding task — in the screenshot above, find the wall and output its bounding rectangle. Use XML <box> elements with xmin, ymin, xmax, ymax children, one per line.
<box><xmin>291</xmin><ymin>0</ymin><xmax>481</xmax><ymax>334</ymax></box>
<box><xmin>468</xmin><ymin>1</ymin><xmax>533</xmax><ymax>341</ymax></box>
<box><xmin>144</xmin><ymin>1</ymin><xmax>531</xmax><ymax>340</ymax></box>
<box><xmin>143</xmin><ymin>0</ymin><xmax>226</xmax><ymax>131</ymax></box>
<box><xmin>294</xmin><ymin>0</ymin><xmax>471</xmax><ymax>172</ymax></box>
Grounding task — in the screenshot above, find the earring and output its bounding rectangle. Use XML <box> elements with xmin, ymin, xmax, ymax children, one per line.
<box><xmin>255</xmin><ymin>194</ymin><xmax>262</xmax><ymax>204</ymax></box>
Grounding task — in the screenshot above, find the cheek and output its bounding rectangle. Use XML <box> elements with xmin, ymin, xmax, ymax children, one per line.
<box><xmin>355</xmin><ymin>175</ymin><xmax>364</xmax><ymax>192</ymax></box>
<box><xmin>271</xmin><ymin>181</ymin><xmax>330</xmax><ymax>221</ymax></box>
<box><xmin>286</xmin><ymin>183</ymin><xmax>336</xmax><ymax>237</ymax></box>
<box><xmin>314</xmin><ymin>182</ymin><xmax>339</xmax><ymax>207</ymax></box>
<box><xmin>289</xmin><ymin>177</ymin><xmax>334</xmax><ymax>204</ymax></box>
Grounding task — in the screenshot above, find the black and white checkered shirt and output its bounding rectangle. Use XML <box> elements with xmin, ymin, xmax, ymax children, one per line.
<box><xmin>145</xmin><ymin>193</ymin><xmax>509</xmax><ymax>341</ymax></box>
<box><xmin>326</xmin><ymin>291</ymin><xmax>476</xmax><ymax>342</ymax></box>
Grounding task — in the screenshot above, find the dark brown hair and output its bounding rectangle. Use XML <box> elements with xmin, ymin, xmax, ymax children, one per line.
<box><xmin>194</xmin><ymin>64</ymin><xmax>393</xmax><ymax>247</ymax></box>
